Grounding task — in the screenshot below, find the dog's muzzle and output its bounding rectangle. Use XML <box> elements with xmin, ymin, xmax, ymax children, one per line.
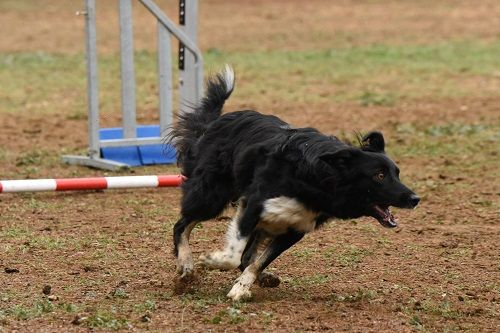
<box><xmin>407</xmin><ymin>194</ymin><xmax>420</xmax><ymax>209</ymax></box>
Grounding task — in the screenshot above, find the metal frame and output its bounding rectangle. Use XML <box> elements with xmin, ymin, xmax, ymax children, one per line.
<box><xmin>119</xmin><ymin>0</ymin><xmax>137</xmax><ymax>140</ymax></box>
<box><xmin>63</xmin><ymin>0</ymin><xmax>203</xmax><ymax>171</ymax></box>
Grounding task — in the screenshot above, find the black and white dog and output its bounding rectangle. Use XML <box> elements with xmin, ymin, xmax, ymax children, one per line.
<box><xmin>169</xmin><ymin>66</ymin><xmax>420</xmax><ymax>301</ymax></box>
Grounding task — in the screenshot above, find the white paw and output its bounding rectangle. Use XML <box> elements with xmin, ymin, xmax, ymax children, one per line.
<box><xmin>199</xmin><ymin>252</ymin><xmax>239</xmax><ymax>270</ymax></box>
<box><xmin>227</xmin><ymin>282</ymin><xmax>252</xmax><ymax>301</ymax></box>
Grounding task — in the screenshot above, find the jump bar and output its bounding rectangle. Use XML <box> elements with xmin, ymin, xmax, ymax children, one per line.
<box><xmin>0</xmin><ymin>175</ymin><xmax>184</xmax><ymax>193</ymax></box>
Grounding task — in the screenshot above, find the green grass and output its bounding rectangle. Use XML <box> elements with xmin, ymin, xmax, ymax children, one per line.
<box><xmin>325</xmin><ymin>245</ymin><xmax>373</xmax><ymax>267</ymax></box>
<box><xmin>1</xmin><ymin>299</ymin><xmax>55</xmax><ymax>321</ymax></box>
<box><xmin>328</xmin><ymin>288</ymin><xmax>378</xmax><ymax>303</ymax></box>
<box><xmin>286</xmin><ymin>274</ymin><xmax>332</xmax><ymax>287</ymax></box>
<box><xmin>0</xmin><ymin>227</ymin><xmax>65</xmax><ymax>252</ymax></box>
<box><xmin>389</xmin><ymin>122</ymin><xmax>500</xmax><ymax>166</ymax></box>
<box><xmin>133</xmin><ymin>299</ymin><xmax>156</xmax><ymax>313</ymax></box>
<box><xmin>205</xmin><ymin>307</ymin><xmax>246</xmax><ymax>325</ymax></box>
<box><xmin>2</xmin><ymin>40</ymin><xmax>500</xmax><ymax>116</ymax></box>
<box><xmin>84</xmin><ymin>311</ymin><xmax>130</xmax><ymax>330</ymax></box>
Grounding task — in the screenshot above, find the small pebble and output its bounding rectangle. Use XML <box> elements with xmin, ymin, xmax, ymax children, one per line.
<box><xmin>140</xmin><ymin>314</ymin><xmax>151</xmax><ymax>322</ymax></box>
<box><xmin>42</xmin><ymin>285</ymin><xmax>52</xmax><ymax>295</ymax></box>
<box><xmin>4</xmin><ymin>267</ymin><xmax>19</xmax><ymax>274</ymax></box>
<box><xmin>72</xmin><ymin>315</ymin><xmax>87</xmax><ymax>325</ymax></box>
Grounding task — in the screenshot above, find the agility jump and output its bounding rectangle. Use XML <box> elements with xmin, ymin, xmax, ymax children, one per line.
<box><xmin>0</xmin><ymin>175</ymin><xmax>184</xmax><ymax>193</ymax></box>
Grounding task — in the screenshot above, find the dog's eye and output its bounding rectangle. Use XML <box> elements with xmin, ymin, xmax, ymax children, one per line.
<box><xmin>374</xmin><ymin>172</ymin><xmax>385</xmax><ymax>181</ymax></box>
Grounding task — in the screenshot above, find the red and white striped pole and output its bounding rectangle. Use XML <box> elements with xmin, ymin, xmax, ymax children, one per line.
<box><xmin>0</xmin><ymin>175</ymin><xmax>185</xmax><ymax>193</ymax></box>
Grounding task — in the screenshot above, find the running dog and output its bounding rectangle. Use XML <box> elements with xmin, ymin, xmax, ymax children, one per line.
<box><xmin>169</xmin><ymin>66</ymin><xmax>420</xmax><ymax>301</ymax></box>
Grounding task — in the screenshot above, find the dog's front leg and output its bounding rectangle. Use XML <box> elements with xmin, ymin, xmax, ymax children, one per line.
<box><xmin>238</xmin><ymin>231</ymin><xmax>281</xmax><ymax>288</ymax></box>
<box><xmin>227</xmin><ymin>229</ymin><xmax>304</xmax><ymax>301</ymax></box>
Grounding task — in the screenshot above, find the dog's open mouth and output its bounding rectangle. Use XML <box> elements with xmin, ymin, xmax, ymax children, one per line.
<box><xmin>372</xmin><ymin>204</ymin><xmax>397</xmax><ymax>228</ymax></box>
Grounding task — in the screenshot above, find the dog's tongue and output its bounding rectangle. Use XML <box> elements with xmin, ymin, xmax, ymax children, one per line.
<box><xmin>373</xmin><ymin>205</ymin><xmax>398</xmax><ymax>228</ymax></box>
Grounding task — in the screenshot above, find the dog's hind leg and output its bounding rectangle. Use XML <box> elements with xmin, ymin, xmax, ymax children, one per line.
<box><xmin>173</xmin><ymin>217</ymin><xmax>199</xmax><ymax>282</ymax></box>
<box><xmin>200</xmin><ymin>197</ymin><xmax>263</xmax><ymax>270</ymax></box>
<box><xmin>227</xmin><ymin>230</ymin><xmax>304</xmax><ymax>301</ymax></box>
<box><xmin>199</xmin><ymin>203</ymin><xmax>245</xmax><ymax>270</ymax></box>
<box><xmin>238</xmin><ymin>231</ymin><xmax>281</xmax><ymax>288</ymax></box>
<box><xmin>174</xmin><ymin>177</ymin><xmax>233</xmax><ymax>281</ymax></box>
<box><xmin>239</xmin><ymin>230</ymin><xmax>265</xmax><ymax>270</ymax></box>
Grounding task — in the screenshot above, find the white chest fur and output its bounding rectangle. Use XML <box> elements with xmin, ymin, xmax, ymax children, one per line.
<box><xmin>258</xmin><ymin>196</ymin><xmax>318</xmax><ymax>235</ymax></box>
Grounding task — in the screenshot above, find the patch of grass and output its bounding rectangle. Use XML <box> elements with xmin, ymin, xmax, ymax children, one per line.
<box><xmin>423</xmin><ymin>301</ymin><xmax>461</xmax><ymax>319</ymax></box>
<box><xmin>335</xmin><ymin>246</ymin><xmax>373</xmax><ymax>267</ymax></box>
<box><xmin>205</xmin><ymin>40</ymin><xmax>500</xmax><ymax>103</ymax></box>
<box><xmin>7</xmin><ymin>305</ymin><xmax>31</xmax><ymax>320</ymax></box>
<box><xmin>425</xmin><ymin>123</ymin><xmax>489</xmax><ymax>137</ymax></box>
<box><xmin>57</xmin><ymin>303</ymin><xmax>79</xmax><ymax>313</ymax></box>
<box><xmin>84</xmin><ymin>311</ymin><xmax>129</xmax><ymax>330</ymax></box>
<box><xmin>26</xmin><ymin>235</ymin><xmax>64</xmax><ymax>250</ymax></box>
<box><xmin>3</xmin><ymin>299</ymin><xmax>54</xmax><ymax>321</ymax></box>
<box><xmin>377</xmin><ymin>237</ymin><xmax>392</xmax><ymax>247</ymax></box>
<box><xmin>1</xmin><ymin>227</ymin><xmax>30</xmax><ymax>239</ymax></box>
<box><xmin>444</xmin><ymin>247</ymin><xmax>474</xmax><ymax>260</ymax></box>
<box><xmin>286</xmin><ymin>274</ymin><xmax>331</xmax><ymax>287</ymax></box>
<box><xmin>180</xmin><ymin>292</ymin><xmax>226</xmax><ymax>311</ymax></box>
<box><xmin>15</xmin><ymin>151</ymin><xmax>45</xmax><ymax>166</ymax></box>
<box><xmin>292</xmin><ymin>247</ymin><xmax>317</xmax><ymax>260</ymax></box>
<box><xmin>346</xmin><ymin>289</ymin><xmax>378</xmax><ymax>302</ymax></box>
<box><xmin>406</xmin><ymin>298</ymin><xmax>462</xmax><ymax>320</ymax></box>
<box><xmin>0</xmin><ymin>148</ymin><xmax>6</xmax><ymax>161</ymax></box>
<box><xmin>358</xmin><ymin>90</ymin><xmax>396</xmax><ymax>106</ymax></box>
<box><xmin>392</xmin><ymin>122</ymin><xmax>499</xmax><ymax>158</ymax></box>
<box><xmin>133</xmin><ymin>300</ymin><xmax>156</xmax><ymax>313</ymax></box>
<box><xmin>330</xmin><ymin>288</ymin><xmax>378</xmax><ymax>303</ymax></box>
<box><xmin>227</xmin><ymin>307</ymin><xmax>245</xmax><ymax>324</ymax></box>
<box><xmin>72</xmin><ymin>235</ymin><xmax>118</xmax><ymax>251</ymax></box>
<box><xmin>409</xmin><ymin>315</ymin><xmax>425</xmax><ymax>331</ymax></box>
<box><xmin>111</xmin><ymin>288</ymin><xmax>129</xmax><ymax>299</ymax></box>
<box><xmin>33</xmin><ymin>299</ymin><xmax>55</xmax><ymax>315</ymax></box>
<box><xmin>12</xmin><ymin>150</ymin><xmax>61</xmax><ymax>175</ymax></box>
<box><xmin>208</xmin><ymin>312</ymin><xmax>223</xmax><ymax>325</ymax></box>
<box><xmin>1</xmin><ymin>227</ymin><xmax>64</xmax><ymax>252</ymax></box>
<box><xmin>3</xmin><ymin>41</ymin><xmax>500</xmax><ymax>116</ymax></box>
<box><xmin>205</xmin><ymin>307</ymin><xmax>246</xmax><ymax>325</ymax></box>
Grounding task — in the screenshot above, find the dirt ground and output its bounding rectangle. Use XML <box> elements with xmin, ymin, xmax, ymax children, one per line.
<box><xmin>0</xmin><ymin>1</ymin><xmax>499</xmax><ymax>332</ymax></box>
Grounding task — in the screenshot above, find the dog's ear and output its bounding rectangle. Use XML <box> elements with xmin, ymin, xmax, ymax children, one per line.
<box><xmin>361</xmin><ymin>131</ymin><xmax>385</xmax><ymax>153</ymax></box>
<box><xmin>319</xmin><ymin>148</ymin><xmax>360</xmax><ymax>168</ymax></box>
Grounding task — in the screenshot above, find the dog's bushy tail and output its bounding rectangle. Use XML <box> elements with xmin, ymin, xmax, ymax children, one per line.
<box><xmin>168</xmin><ymin>65</ymin><xmax>234</xmax><ymax>174</ymax></box>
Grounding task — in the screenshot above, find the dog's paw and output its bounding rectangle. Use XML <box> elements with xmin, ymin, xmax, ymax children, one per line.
<box><xmin>180</xmin><ymin>268</ymin><xmax>195</xmax><ymax>282</ymax></box>
<box><xmin>257</xmin><ymin>271</ymin><xmax>281</xmax><ymax>288</ymax></box>
<box><xmin>227</xmin><ymin>283</ymin><xmax>252</xmax><ymax>302</ymax></box>
<box><xmin>176</xmin><ymin>263</ymin><xmax>196</xmax><ymax>284</ymax></box>
<box><xmin>199</xmin><ymin>252</ymin><xmax>239</xmax><ymax>270</ymax></box>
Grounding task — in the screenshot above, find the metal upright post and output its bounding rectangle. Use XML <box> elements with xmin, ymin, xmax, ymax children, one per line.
<box><xmin>119</xmin><ymin>0</ymin><xmax>137</xmax><ymax>139</ymax></box>
<box><xmin>64</xmin><ymin>0</ymin><xmax>203</xmax><ymax>170</ymax></box>
<box><xmin>139</xmin><ymin>0</ymin><xmax>204</xmax><ymax>112</ymax></box>
<box><xmin>157</xmin><ymin>22</ymin><xmax>173</xmax><ymax>136</ymax></box>
<box><xmin>63</xmin><ymin>0</ymin><xmax>129</xmax><ymax>170</ymax></box>
<box><xmin>179</xmin><ymin>0</ymin><xmax>201</xmax><ymax>110</ymax></box>
<box><xmin>85</xmin><ymin>0</ymin><xmax>100</xmax><ymax>159</ymax></box>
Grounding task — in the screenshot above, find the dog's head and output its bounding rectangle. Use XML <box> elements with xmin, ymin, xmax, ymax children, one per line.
<box><xmin>319</xmin><ymin>132</ymin><xmax>420</xmax><ymax>228</ymax></box>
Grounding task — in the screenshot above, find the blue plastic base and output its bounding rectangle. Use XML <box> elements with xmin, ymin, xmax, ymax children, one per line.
<box><xmin>99</xmin><ymin>125</ymin><xmax>176</xmax><ymax>167</ymax></box>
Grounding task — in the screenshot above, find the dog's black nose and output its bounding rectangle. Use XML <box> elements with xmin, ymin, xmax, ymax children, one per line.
<box><xmin>408</xmin><ymin>194</ymin><xmax>420</xmax><ymax>208</ymax></box>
